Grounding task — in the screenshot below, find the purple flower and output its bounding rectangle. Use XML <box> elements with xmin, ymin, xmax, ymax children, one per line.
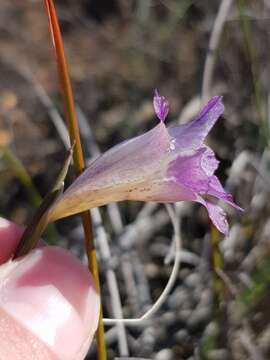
<box><xmin>50</xmin><ymin>91</ymin><xmax>242</xmax><ymax>235</ymax></box>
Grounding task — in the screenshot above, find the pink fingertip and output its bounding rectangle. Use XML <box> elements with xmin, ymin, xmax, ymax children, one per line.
<box><xmin>0</xmin><ymin>246</ymin><xmax>100</xmax><ymax>360</ymax></box>
<box><xmin>0</xmin><ymin>218</ymin><xmax>23</xmax><ymax>265</ymax></box>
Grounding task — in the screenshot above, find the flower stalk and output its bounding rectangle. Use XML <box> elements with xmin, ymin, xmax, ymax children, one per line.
<box><xmin>43</xmin><ymin>1</ymin><xmax>106</xmax><ymax>358</ymax></box>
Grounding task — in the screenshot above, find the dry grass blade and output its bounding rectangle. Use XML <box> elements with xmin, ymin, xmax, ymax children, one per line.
<box><xmin>103</xmin><ymin>203</ymin><xmax>182</xmax><ymax>326</ymax></box>
<box><xmin>201</xmin><ymin>0</ymin><xmax>233</xmax><ymax>103</ymax></box>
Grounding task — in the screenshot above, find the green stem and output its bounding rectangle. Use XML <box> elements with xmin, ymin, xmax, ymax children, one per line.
<box><xmin>1</xmin><ymin>145</ymin><xmax>41</xmax><ymax>208</ymax></box>
<box><xmin>1</xmin><ymin>145</ymin><xmax>58</xmax><ymax>244</ymax></box>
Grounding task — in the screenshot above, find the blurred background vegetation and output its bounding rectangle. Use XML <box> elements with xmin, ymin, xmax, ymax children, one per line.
<box><xmin>0</xmin><ymin>1</ymin><xmax>270</xmax><ymax>359</ymax></box>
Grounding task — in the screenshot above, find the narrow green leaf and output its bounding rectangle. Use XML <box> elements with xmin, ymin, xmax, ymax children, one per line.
<box><xmin>13</xmin><ymin>146</ymin><xmax>73</xmax><ymax>259</ymax></box>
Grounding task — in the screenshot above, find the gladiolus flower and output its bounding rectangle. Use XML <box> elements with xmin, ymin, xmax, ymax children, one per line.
<box><xmin>49</xmin><ymin>91</ymin><xmax>242</xmax><ymax>235</ymax></box>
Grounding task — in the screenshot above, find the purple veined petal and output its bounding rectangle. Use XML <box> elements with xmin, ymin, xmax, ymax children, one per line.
<box><xmin>168</xmin><ymin>147</ymin><xmax>217</xmax><ymax>195</ymax></box>
<box><xmin>166</xmin><ymin>143</ymin><xmax>242</xmax><ymax>233</ymax></box>
<box><xmin>168</xmin><ymin>96</ymin><xmax>224</xmax><ymax>150</ymax></box>
<box><xmin>197</xmin><ymin>196</ymin><xmax>229</xmax><ymax>236</ymax></box>
<box><xmin>167</xmin><ymin>146</ymin><xmax>243</xmax><ymax>209</ymax></box>
<box><xmin>153</xmin><ymin>89</ymin><xmax>169</xmax><ymax>122</ymax></box>
<box><xmin>50</xmin><ymin>122</ymin><xmax>171</xmax><ymax>221</ymax></box>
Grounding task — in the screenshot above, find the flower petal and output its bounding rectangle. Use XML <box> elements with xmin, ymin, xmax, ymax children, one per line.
<box><xmin>128</xmin><ymin>178</ymin><xmax>197</xmax><ymax>203</ymax></box>
<box><xmin>168</xmin><ymin>146</ymin><xmax>242</xmax><ymax>208</ymax></box>
<box><xmin>84</xmin><ymin>123</ymin><xmax>169</xmax><ymax>185</ymax></box>
<box><xmin>153</xmin><ymin>89</ymin><xmax>169</xmax><ymax>122</ymax></box>
<box><xmin>201</xmin><ymin>147</ymin><xmax>219</xmax><ymax>176</ymax></box>
<box><xmin>50</xmin><ymin>122</ymin><xmax>170</xmax><ymax>220</ymax></box>
<box><xmin>168</xmin><ymin>147</ymin><xmax>215</xmax><ymax>194</ymax></box>
<box><xmin>204</xmin><ymin>176</ymin><xmax>243</xmax><ymax>210</ymax></box>
<box><xmin>197</xmin><ymin>197</ymin><xmax>229</xmax><ymax>236</ymax></box>
<box><xmin>168</xmin><ymin>96</ymin><xmax>224</xmax><ymax>150</ymax></box>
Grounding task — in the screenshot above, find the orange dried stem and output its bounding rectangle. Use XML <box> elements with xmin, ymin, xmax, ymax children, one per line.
<box><xmin>43</xmin><ymin>1</ymin><xmax>106</xmax><ymax>358</ymax></box>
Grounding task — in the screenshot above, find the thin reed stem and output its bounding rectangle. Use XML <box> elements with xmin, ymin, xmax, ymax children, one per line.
<box><xmin>43</xmin><ymin>1</ymin><xmax>107</xmax><ymax>358</ymax></box>
<box><xmin>237</xmin><ymin>0</ymin><xmax>267</xmax><ymax>146</ymax></box>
